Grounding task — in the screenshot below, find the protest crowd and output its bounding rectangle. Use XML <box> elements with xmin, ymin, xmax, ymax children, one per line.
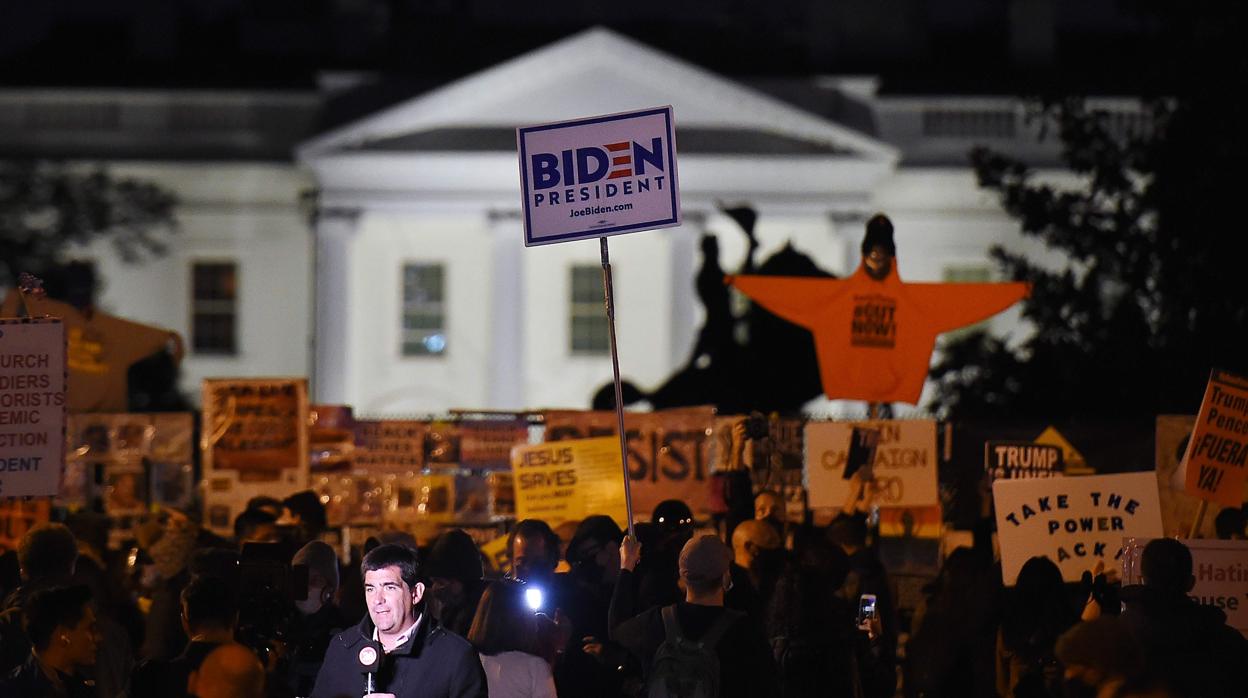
<box><xmin>0</xmin><ymin>474</ymin><xmax>1243</xmax><ymax>698</ymax></box>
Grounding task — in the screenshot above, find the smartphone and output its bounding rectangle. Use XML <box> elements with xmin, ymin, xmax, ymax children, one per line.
<box><xmin>857</xmin><ymin>594</ymin><xmax>878</xmax><ymax>628</ymax></box>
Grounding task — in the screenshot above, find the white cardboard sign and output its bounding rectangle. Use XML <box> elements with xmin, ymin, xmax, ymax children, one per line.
<box><xmin>0</xmin><ymin>318</ymin><xmax>67</xmax><ymax>498</ymax></box>
<box><xmin>1122</xmin><ymin>537</ymin><xmax>1248</xmax><ymax>637</ymax></box>
<box><xmin>805</xmin><ymin>420</ymin><xmax>938</xmax><ymax>509</ymax></box>
<box><xmin>517</xmin><ymin>106</ymin><xmax>681</xmax><ymax>246</ymax></box>
<box><xmin>993</xmin><ymin>472</ymin><xmax>1163</xmax><ymax>585</ymax></box>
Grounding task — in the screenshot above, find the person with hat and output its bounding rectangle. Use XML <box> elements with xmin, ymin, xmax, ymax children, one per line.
<box><xmin>610</xmin><ymin>535</ymin><xmax>778</xmax><ymax>698</ymax></box>
<box><xmin>425</xmin><ymin>529</ymin><xmax>487</xmax><ymax>639</ymax></box>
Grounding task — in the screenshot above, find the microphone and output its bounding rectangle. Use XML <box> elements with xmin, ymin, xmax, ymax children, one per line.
<box><xmin>358</xmin><ymin>639</ymin><xmax>382</xmax><ymax>695</ymax></box>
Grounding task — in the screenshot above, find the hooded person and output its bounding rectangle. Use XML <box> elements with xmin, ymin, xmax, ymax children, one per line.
<box><xmin>425</xmin><ymin>529</ymin><xmax>487</xmax><ymax>638</ymax></box>
<box><xmin>285</xmin><ymin>541</ymin><xmax>349</xmax><ymax>697</ymax></box>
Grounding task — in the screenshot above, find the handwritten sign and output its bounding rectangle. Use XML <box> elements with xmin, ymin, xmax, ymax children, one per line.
<box><xmin>993</xmin><ymin>472</ymin><xmax>1163</xmax><ymax>584</ymax></box>
<box><xmin>805</xmin><ymin>420</ymin><xmax>938</xmax><ymax>509</ymax></box>
<box><xmin>1184</xmin><ymin>369</ymin><xmax>1248</xmax><ymax>506</ymax></box>
<box><xmin>512</xmin><ymin>437</ymin><xmax>629</xmax><ymax>528</ymax></box>
<box><xmin>203</xmin><ymin>378</ymin><xmax>308</xmax><ymax>483</ymax></box>
<box><xmin>0</xmin><ymin>318</ymin><xmax>66</xmax><ymax>498</ymax></box>
<box><xmin>985</xmin><ymin>440</ymin><xmax>1064</xmax><ymax>481</ymax></box>
<box><xmin>353</xmin><ymin>420</ymin><xmax>426</xmax><ymax>471</ymax></box>
<box><xmin>1123</xmin><ymin>538</ymin><xmax>1248</xmax><ymax>637</ymax></box>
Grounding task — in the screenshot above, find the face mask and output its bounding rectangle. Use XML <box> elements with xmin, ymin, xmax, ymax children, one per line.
<box><xmin>296</xmin><ymin>586</ymin><xmax>328</xmax><ymax>616</ymax></box>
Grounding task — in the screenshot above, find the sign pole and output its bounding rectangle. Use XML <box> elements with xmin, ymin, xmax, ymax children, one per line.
<box><xmin>600</xmin><ymin>236</ymin><xmax>636</xmax><ymax>537</ymax></box>
<box><xmin>1189</xmin><ymin>499</ymin><xmax>1209</xmax><ymax>539</ymax></box>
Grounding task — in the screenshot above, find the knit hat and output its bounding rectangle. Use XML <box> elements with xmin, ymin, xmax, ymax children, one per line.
<box><xmin>860</xmin><ymin>214</ymin><xmax>895</xmax><ymax>257</ymax></box>
<box><xmin>424</xmin><ymin>529</ymin><xmax>483</xmax><ymax>582</ymax></box>
<box><xmin>292</xmin><ymin>541</ymin><xmax>340</xmax><ymax>590</ymax></box>
<box><xmin>679</xmin><ymin>535</ymin><xmax>732</xmax><ymax>585</ymax></box>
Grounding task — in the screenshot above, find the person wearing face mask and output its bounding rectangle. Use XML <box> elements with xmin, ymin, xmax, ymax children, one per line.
<box><xmin>0</xmin><ymin>585</ymin><xmax>100</xmax><ymax>698</ymax></box>
<box><xmin>727</xmin><ymin>519</ymin><xmax>784</xmax><ymax>625</ymax></box>
<box><xmin>282</xmin><ymin>541</ymin><xmax>348</xmax><ymax>697</ymax></box>
<box><xmin>425</xmin><ymin>530</ymin><xmax>487</xmax><ymax>639</ymax></box>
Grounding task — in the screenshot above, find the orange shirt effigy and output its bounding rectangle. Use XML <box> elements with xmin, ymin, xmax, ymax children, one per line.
<box><xmin>728</xmin><ymin>264</ymin><xmax>1028</xmax><ymax>404</ymax></box>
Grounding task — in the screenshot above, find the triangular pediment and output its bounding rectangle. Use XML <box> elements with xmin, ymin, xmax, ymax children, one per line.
<box><xmin>299</xmin><ymin>27</ymin><xmax>897</xmax><ymax>163</ymax></box>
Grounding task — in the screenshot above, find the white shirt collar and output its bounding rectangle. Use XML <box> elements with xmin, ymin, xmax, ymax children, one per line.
<box><xmin>373</xmin><ymin>613</ymin><xmax>422</xmax><ymax>652</ymax></box>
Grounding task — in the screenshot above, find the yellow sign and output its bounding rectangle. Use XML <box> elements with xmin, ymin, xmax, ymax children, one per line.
<box><xmin>511</xmin><ymin>437</ymin><xmax>628</xmax><ymax>528</ymax></box>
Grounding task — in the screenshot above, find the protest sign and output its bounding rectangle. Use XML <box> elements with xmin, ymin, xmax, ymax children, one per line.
<box><xmin>1122</xmin><ymin>538</ymin><xmax>1248</xmax><ymax>637</ymax></box>
<box><xmin>203</xmin><ymin>378</ymin><xmax>308</xmax><ymax>483</ymax></box>
<box><xmin>1183</xmin><ymin>369</ymin><xmax>1248</xmax><ymax>506</ymax></box>
<box><xmin>460</xmin><ymin>417</ymin><xmax>531</xmax><ymax>470</ymax></box>
<box><xmin>517</xmin><ymin>106</ymin><xmax>681</xmax><ymax>246</ymax></box>
<box><xmin>202</xmin><ymin>378</ymin><xmax>309</xmax><ymax>536</ymax></box>
<box><xmin>353</xmin><ymin>420</ymin><xmax>426</xmax><ymax>472</ymax></box>
<box><xmin>993</xmin><ymin>472</ymin><xmax>1163</xmax><ymax>584</ymax></box>
<box><xmin>0</xmin><ymin>498</ymin><xmax>51</xmax><ymax>552</ymax></box>
<box><xmin>805</xmin><ymin>420</ymin><xmax>938</xmax><ymax>509</ymax></box>
<box><xmin>985</xmin><ymin>441</ymin><xmax>1064</xmax><ymax>481</ymax></box>
<box><xmin>512</xmin><ymin>437</ymin><xmax>629</xmax><ymax>528</ymax></box>
<box><xmin>0</xmin><ymin>318</ymin><xmax>66</xmax><ymax>498</ymax></box>
<box><xmin>1154</xmin><ymin>415</ymin><xmax>1231</xmax><ymax>538</ymax></box>
<box><xmin>542</xmin><ymin>408</ymin><xmax>713</xmax><ymax>517</ymax></box>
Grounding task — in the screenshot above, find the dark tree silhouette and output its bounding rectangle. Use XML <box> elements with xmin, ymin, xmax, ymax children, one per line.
<box><xmin>929</xmin><ymin>4</ymin><xmax>1248</xmax><ymax>419</ymax></box>
<box><xmin>0</xmin><ymin>161</ymin><xmax>177</xmax><ymax>288</ymax></box>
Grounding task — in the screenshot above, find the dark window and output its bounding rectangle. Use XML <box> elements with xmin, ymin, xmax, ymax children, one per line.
<box><xmin>191</xmin><ymin>262</ymin><xmax>238</xmax><ymax>355</ymax></box>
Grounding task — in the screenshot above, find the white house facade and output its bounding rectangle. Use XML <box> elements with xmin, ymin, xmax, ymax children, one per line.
<box><xmin>1</xmin><ymin>28</ymin><xmax>1139</xmax><ymax>415</ymax></box>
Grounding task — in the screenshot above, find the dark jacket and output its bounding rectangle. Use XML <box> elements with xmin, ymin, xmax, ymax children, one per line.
<box><xmin>612</xmin><ymin>600</ymin><xmax>779</xmax><ymax>698</ymax></box>
<box><xmin>309</xmin><ymin>614</ymin><xmax>487</xmax><ymax>698</ymax></box>
<box><xmin>0</xmin><ymin>654</ymin><xmax>94</xmax><ymax>698</ymax></box>
<box><xmin>1119</xmin><ymin>584</ymin><xmax>1248</xmax><ymax>698</ymax></box>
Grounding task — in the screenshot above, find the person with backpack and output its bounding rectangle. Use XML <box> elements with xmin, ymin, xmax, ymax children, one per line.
<box><xmin>611</xmin><ymin>534</ymin><xmax>777</xmax><ymax>698</ymax></box>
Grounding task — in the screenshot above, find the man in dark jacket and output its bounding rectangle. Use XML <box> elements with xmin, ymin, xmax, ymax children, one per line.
<box><xmin>1119</xmin><ymin>538</ymin><xmax>1248</xmax><ymax>698</ymax></box>
<box><xmin>309</xmin><ymin>544</ymin><xmax>486</xmax><ymax>698</ymax></box>
<box><xmin>611</xmin><ymin>534</ymin><xmax>778</xmax><ymax>698</ymax></box>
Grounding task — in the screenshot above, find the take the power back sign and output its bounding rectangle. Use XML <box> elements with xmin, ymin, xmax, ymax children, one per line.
<box><xmin>517</xmin><ymin>106</ymin><xmax>681</xmax><ymax>246</ymax></box>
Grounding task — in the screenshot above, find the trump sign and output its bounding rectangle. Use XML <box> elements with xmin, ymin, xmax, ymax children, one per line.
<box><xmin>517</xmin><ymin>106</ymin><xmax>681</xmax><ymax>246</ymax></box>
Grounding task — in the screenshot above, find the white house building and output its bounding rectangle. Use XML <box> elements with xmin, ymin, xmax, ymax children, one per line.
<box><xmin>1</xmin><ymin>27</ymin><xmax>1139</xmax><ymax>416</ymax></box>
<box><xmin>297</xmin><ymin>27</ymin><xmax>1081</xmax><ymax>415</ymax></box>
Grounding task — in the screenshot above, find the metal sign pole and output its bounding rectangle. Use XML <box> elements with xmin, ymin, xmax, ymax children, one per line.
<box><xmin>600</xmin><ymin>236</ymin><xmax>637</xmax><ymax>538</ymax></box>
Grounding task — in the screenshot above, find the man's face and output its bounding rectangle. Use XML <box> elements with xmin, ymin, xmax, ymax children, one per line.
<box><xmin>64</xmin><ymin>604</ymin><xmax>100</xmax><ymax>668</ymax></box>
<box><xmin>864</xmin><ymin>245</ymin><xmax>893</xmax><ymax>280</ymax></box>
<box><xmin>364</xmin><ymin>566</ymin><xmax>423</xmax><ymax>635</ymax></box>
<box><xmin>511</xmin><ymin>534</ymin><xmax>553</xmax><ymax>583</ymax></box>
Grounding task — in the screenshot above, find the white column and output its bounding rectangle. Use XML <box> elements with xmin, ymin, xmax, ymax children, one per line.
<box><xmin>312</xmin><ymin>208</ymin><xmax>360</xmax><ymax>405</ymax></box>
<box><xmin>487</xmin><ymin>211</ymin><xmax>525</xmax><ymax>409</ymax></box>
<box><xmin>667</xmin><ymin>214</ymin><xmax>704</xmax><ymax>368</ymax></box>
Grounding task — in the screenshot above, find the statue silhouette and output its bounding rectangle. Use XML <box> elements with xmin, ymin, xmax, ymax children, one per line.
<box><xmin>593</xmin><ymin>205</ymin><xmax>833</xmax><ymax>414</ymax></box>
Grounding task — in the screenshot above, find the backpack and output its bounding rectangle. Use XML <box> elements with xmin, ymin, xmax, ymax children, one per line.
<box><xmin>646</xmin><ymin>605</ymin><xmax>741</xmax><ymax>698</ymax></box>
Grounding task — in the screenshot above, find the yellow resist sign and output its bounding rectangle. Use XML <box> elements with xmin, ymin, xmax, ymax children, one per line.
<box><xmin>1184</xmin><ymin>369</ymin><xmax>1248</xmax><ymax>506</ymax></box>
<box><xmin>511</xmin><ymin>437</ymin><xmax>628</xmax><ymax>528</ymax></box>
